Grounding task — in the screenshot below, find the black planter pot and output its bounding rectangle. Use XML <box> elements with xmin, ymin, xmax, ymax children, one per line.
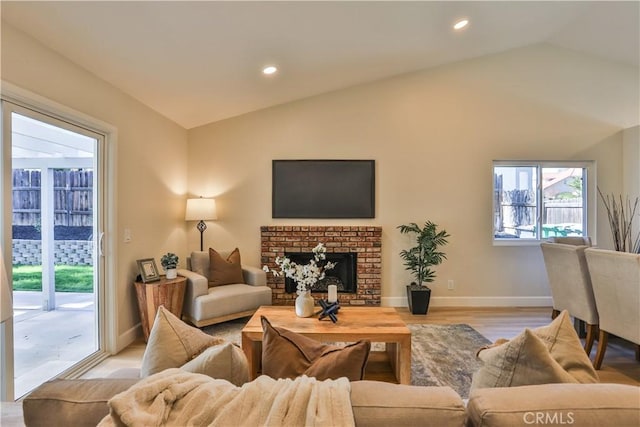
<box><xmin>406</xmin><ymin>285</ymin><xmax>431</xmax><ymax>315</ymax></box>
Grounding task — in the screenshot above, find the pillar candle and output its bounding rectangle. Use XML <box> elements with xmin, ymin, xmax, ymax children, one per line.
<box><xmin>327</xmin><ymin>284</ymin><xmax>338</xmax><ymax>303</ymax></box>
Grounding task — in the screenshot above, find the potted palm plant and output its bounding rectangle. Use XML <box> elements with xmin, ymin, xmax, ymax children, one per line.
<box><xmin>397</xmin><ymin>221</ymin><xmax>450</xmax><ymax>315</ymax></box>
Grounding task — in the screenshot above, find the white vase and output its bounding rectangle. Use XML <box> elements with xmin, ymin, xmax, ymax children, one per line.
<box><xmin>165</xmin><ymin>268</ymin><xmax>177</xmax><ymax>280</ymax></box>
<box><xmin>295</xmin><ymin>290</ymin><xmax>315</xmax><ymax>317</ymax></box>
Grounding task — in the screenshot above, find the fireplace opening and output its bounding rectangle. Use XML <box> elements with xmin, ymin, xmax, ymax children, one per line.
<box><xmin>284</xmin><ymin>252</ymin><xmax>357</xmax><ymax>294</ymax></box>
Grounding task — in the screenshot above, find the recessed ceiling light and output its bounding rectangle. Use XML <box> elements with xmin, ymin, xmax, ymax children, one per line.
<box><xmin>453</xmin><ymin>19</ymin><xmax>469</xmax><ymax>30</ymax></box>
<box><xmin>262</xmin><ymin>66</ymin><xmax>278</xmax><ymax>75</ymax></box>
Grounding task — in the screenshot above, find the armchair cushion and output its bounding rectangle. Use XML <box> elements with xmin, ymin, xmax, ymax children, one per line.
<box><xmin>208</xmin><ymin>247</ymin><xmax>244</xmax><ymax>287</ymax></box>
<box><xmin>190</xmin><ymin>251</ymin><xmax>211</xmax><ymax>278</ymax></box>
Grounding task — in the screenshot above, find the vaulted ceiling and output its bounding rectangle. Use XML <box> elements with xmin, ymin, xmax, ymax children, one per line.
<box><xmin>2</xmin><ymin>1</ymin><xmax>638</xmax><ymax>129</ymax></box>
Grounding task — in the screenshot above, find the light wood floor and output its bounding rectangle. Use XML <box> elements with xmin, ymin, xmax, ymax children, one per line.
<box><xmin>83</xmin><ymin>307</ymin><xmax>640</xmax><ymax>385</ymax></box>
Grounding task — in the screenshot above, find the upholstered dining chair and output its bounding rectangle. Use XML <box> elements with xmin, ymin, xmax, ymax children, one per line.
<box><xmin>540</xmin><ymin>242</ymin><xmax>599</xmax><ymax>355</ymax></box>
<box><xmin>584</xmin><ymin>248</ymin><xmax>640</xmax><ymax>370</ymax></box>
<box><xmin>548</xmin><ymin>236</ymin><xmax>592</xmax><ymax>246</ymax></box>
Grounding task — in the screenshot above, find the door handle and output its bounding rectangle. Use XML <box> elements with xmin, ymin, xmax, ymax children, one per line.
<box><xmin>99</xmin><ymin>232</ymin><xmax>105</xmax><ymax>257</ymax></box>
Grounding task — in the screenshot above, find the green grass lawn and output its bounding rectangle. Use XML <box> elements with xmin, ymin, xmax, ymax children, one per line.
<box><xmin>12</xmin><ymin>265</ymin><xmax>94</xmax><ymax>292</ymax></box>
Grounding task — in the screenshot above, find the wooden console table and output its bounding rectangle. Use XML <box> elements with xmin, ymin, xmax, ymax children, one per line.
<box><xmin>134</xmin><ymin>275</ymin><xmax>187</xmax><ymax>341</ymax></box>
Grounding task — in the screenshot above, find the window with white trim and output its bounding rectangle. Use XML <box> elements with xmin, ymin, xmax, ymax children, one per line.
<box><xmin>493</xmin><ymin>161</ymin><xmax>594</xmax><ymax>243</ymax></box>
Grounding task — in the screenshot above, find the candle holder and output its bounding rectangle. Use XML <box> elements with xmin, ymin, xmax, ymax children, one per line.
<box><xmin>327</xmin><ymin>284</ymin><xmax>338</xmax><ymax>303</ymax></box>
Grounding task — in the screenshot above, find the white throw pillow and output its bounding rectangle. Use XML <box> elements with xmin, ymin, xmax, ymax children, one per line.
<box><xmin>181</xmin><ymin>342</ymin><xmax>249</xmax><ymax>386</ymax></box>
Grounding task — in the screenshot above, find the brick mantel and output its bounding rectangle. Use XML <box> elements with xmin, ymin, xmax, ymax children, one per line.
<box><xmin>260</xmin><ymin>226</ymin><xmax>382</xmax><ymax>306</ymax></box>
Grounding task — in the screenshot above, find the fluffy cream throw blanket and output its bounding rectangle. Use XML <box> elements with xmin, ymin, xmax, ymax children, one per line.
<box><xmin>98</xmin><ymin>368</ymin><xmax>354</xmax><ymax>427</ymax></box>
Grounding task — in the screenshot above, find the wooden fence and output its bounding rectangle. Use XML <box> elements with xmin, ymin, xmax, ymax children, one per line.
<box><xmin>12</xmin><ymin>169</ymin><xmax>93</xmax><ymax>226</ymax></box>
<box><xmin>544</xmin><ymin>198</ymin><xmax>582</xmax><ymax>225</ymax></box>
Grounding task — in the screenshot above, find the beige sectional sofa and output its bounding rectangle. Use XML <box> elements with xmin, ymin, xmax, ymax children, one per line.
<box><xmin>22</xmin><ymin>376</ymin><xmax>640</xmax><ymax>427</ymax></box>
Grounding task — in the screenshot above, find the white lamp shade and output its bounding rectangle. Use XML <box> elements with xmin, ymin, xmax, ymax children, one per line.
<box><xmin>1</xmin><ymin>248</ymin><xmax>12</xmax><ymax>323</ymax></box>
<box><xmin>185</xmin><ymin>198</ymin><xmax>218</xmax><ymax>221</ymax></box>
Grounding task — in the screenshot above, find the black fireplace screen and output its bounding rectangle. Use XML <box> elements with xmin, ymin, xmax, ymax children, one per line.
<box><xmin>284</xmin><ymin>252</ymin><xmax>357</xmax><ymax>294</ymax></box>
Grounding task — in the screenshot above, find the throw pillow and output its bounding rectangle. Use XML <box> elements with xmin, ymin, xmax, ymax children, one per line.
<box><xmin>181</xmin><ymin>342</ymin><xmax>249</xmax><ymax>386</ymax></box>
<box><xmin>208</xmin><ymin>247</ymin><xmax>244</xmax><ymax>287</ymax></box>
<box><xmin>260</xmin><ymin>316</ymin><xmax>370</xmax><ymax>381</ymax></box>
<box><xmin>471</xmin><ymin>310</ymin><xmax>599</xmax><ymax>390</ymax></box>
<box><xmin>532</xmin><ymin>310</ymin><xmax>599</xmax><ymax>383</ymax></box>
<box><xmin>140</xmin><ymin>306</ymin><xmax>225</xmax><ymax>377</ymax></box>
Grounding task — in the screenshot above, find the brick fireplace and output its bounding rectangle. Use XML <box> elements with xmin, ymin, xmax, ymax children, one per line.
<box><xmin>260</xmin><ymin>226</ymin><xmax>382</xmax><ymax>306</ymax></box>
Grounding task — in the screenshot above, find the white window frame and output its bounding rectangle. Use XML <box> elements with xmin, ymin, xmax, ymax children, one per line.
<box><xmin>492</xmin><ymin>160</ymin><xmax>596</xmax><ymax>246</ymax></box>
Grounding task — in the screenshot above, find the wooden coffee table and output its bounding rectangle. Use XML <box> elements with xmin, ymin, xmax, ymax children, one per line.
<box><xmin>241</xmin><ymin>306</ymin><xmax>412</xmax><ymax>384</ymax></box>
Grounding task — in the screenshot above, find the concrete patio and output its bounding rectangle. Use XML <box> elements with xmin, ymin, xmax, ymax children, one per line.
<box><xmin>12</xmin><ymin>291</ymin><xmax>95</xmax><ymax>398</ymax></box>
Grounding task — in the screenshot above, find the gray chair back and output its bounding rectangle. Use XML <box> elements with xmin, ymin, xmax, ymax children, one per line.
<box><xmin>540</xmin><ymin>242</ymin><xmax>599</xmax><ymax>325</ymax></box>
<box><xmin>548</xmin><ymin>236</ymin><xmax>592</xmax><ymax>246</ymax></box>
<box><xmin>585</xmin><ymin>248</ymin><xmax>640</xmax><ymax>345</ymax></box>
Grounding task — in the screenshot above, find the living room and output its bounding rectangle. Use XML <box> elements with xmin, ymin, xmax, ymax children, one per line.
<box><xmin>1</xmin><ymin>1</ymin><xmax>639</xmax><ymax>424</ymax></box>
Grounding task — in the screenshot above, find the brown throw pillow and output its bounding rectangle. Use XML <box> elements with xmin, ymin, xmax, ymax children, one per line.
<box><xmin>260</xmin><ymin>316</ymin><xmax>370</xmax><ymax>381</ymax></box>
<box><xmin>208</xmin><ymin>247</ymin><xmax>244</xmax><ymax>287</ymax></box>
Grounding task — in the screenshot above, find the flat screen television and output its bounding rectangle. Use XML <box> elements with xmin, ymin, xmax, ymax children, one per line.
<box><xmin>272</xmin><ymin>160</ymin><xmax>375</xmax><ymax>218</ymax></box>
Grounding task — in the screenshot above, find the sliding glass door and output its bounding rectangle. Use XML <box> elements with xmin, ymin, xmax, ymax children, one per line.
<box><xmin>1</xmin><ymin>100</ymin><xmax>107</xmax><ymax>400</ymax></box>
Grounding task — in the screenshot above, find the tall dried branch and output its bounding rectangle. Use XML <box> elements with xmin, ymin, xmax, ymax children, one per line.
<box><xmin>597</xmin><ymin>188</ymin><xmax>640</xmax><ymax>253</ymax></box>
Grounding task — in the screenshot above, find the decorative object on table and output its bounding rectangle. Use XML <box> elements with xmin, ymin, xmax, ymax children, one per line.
<box><xmin>185</xmin><ymin>197</ymin><xmax>218</xmax><ymax>251</ymax></box>
<box><xmin>398</xmin><ymin>221</ymin><xmax>450</xmax><ymax>315</ymax></box>
<box><xmin>295</xmin><ymin>290</ymin><xmax>315</xmax><ymax>317</ymax></box>
<box><xmin>160</xmin><ymin>252</ymin><xmax>179</xmax><ymax>279</ymax></box>
<box><xmin>597</xmin><ymin>188</ymin><xmax>640</xmax><ymax>253</ymax></box>
<box><xmin>136</xmin><ymin>258</ymin><xmax>161</xmax><ymax>283</ymax></box>
<box><xmin>327</xmin><ymin>284</ymin><xmax>338</xmax><ymax>303</ymax></box>
<box><xmin>318</xmin><ymin>299</ymin><xmax>340</xmax><ymax>323</ymax></box>
<box><xmin>263</xmin><ymin>242</ymin><xmax>336</xmax><ymax>317</ymax></box>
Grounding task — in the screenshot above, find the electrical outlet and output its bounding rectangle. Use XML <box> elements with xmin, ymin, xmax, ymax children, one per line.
<box><xmin>124</xmin><ymin>228</ymin><xmax>132</xmax><ymax>243</ymax></box>
<box><xmin>447</xmin><ymin>279</ymin><xmax>454</xmax><ymax>290</ymax></box>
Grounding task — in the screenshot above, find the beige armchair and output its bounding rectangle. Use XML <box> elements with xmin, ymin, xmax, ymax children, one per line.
<box><xmin>585</xmin><ymin>248</ymin><xmax>640</xmax><ymax>369</ymax></box>
<box><xmin>177</xmin><ymin>251</ymin><xmax>272</xmax><ymax>327</ymax></box>
<box><xmin>540</xmin><ymin>242</ymin><xmax>599</xmax><ymax>355</ymax></box>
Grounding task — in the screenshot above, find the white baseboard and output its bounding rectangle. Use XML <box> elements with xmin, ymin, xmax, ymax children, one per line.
<box><xmin>382</xmin><ymin>296</ymin><xmax>553</xmax><ymax>308</ymax></box>
<box><xmin>116</xmin><ymin>323</ymin><xmax>142</xmax><ymax>354</ymax></box>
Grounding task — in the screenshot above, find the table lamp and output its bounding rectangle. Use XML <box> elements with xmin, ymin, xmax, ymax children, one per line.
<box><xmin>185</xmin><ymin>197</ymin><xmax>218</xmax><ymax>251</ymax></box>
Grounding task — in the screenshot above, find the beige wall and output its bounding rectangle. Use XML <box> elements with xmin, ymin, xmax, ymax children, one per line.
<box><xmin>622</xmin><ymin>125</ymin><xmax>640</xmax><ymax>250</ymax></box>
<box><xmin>1</xmin><ymin>23</ymin><xmax>189</xmax><ymax>350</ymax></box>
<box><xmin>623</xmin><ymin>126</ymin><xmax>640</xmax><ymax>198</ymax></box>
<box><xmin>188</xmin><ymin>44</ymin><xmax>628</xmax><ymax>306</ymax></box>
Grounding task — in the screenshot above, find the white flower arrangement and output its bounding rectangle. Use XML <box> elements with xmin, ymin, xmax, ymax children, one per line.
<box><xmin>263</xmin><ymin>243</ymin><xmax>336</xmax><ymax>295</ymax></box>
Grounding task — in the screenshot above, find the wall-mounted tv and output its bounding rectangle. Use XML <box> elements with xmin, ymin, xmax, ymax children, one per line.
<box><xmin>272</xmin><ymin>160</ymin><xmax>375</xmax><ymax>218</ymax></box>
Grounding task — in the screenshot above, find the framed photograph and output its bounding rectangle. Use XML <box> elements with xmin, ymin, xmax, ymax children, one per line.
<box><xmin>136</xmin><ymin>258</ymin><xmax>161</xmax><ymax>283</ymax></box>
